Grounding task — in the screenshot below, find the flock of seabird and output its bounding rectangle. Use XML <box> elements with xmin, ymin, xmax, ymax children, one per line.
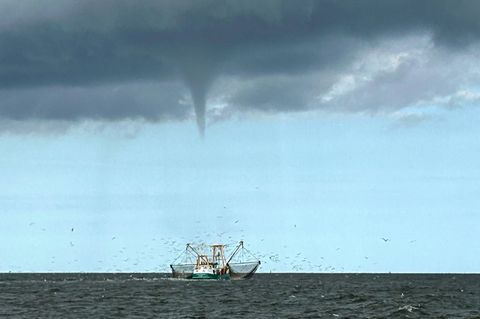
<box><xmin>13</xmin><ymin>219</ymin><xmax>417</xmax><ymax>273</ymax></box>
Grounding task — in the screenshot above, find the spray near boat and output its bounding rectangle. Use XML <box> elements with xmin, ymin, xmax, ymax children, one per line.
<box><xmin>170</xmin><ymin>241</ymin><xmax>260</xmax><ymax>280</ymax></box>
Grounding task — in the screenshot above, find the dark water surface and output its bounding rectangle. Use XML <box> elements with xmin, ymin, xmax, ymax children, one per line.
<box><xmin>0</xmin><ymin>273</ymin><xmax>479</xmax><ymax>318</ymax></box>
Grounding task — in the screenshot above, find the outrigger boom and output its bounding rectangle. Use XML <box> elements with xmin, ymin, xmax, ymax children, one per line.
<box><xmin>170</xmin><ymin>241</ymin><xmax>261</xmax><ymax>280</ymax></box>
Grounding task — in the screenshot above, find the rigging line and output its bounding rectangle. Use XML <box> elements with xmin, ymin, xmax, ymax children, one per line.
<box><xmin>172</xmin><ymin>244</ymin><xmax>196</xmax><ymax>264</ymax></box>
<box><xmin>171</xmin><ymin>249</ymin><xmax>186</xmax><ymax>264</ymax></box>
<box><xmin>242</xmin><ymin>246</ymin><xmax>260</xmax><ymax>261</ymax></box>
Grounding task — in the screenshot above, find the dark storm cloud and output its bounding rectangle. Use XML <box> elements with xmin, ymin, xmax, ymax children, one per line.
<box><xmin>0</xmin><ymin>0</ymin><xmax>479</xmax><ymax>133</ymax></box>
<box><xmin>0</xmin><ymin>82</ymin><xmax>189</xmax><ymax>121</ymax></box>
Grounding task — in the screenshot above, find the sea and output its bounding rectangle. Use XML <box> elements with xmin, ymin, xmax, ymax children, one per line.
<box><xmin>0</xmin><ymin>273</ymin><xmax>479</xmax><ymax>318</ymax></box>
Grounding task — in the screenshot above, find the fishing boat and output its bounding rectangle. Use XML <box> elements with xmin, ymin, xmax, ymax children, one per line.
<box><xmin>170</xmin><ymin>241</ymin><xmax>260</xmax><ymax>280</ymax></box>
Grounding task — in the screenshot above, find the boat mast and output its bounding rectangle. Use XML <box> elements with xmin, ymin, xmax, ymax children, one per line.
<box><xmin>211</xmin><ymin>244</ymin><xmax>227</xmax><ymax>267</ymax></box>
<box><xmin>226</xmin><ymin>240</ymin><xmax>244</xmax><ymax>264</ymax></box>
<box><xmin>186</xmin><ymin>243</ymin><xmax>201</xmax><ymax>256</ymax></box>
<box><xmin>186</xmin><ymin>243</ymin><xmax>209</xmax><ymax>265</ymax></box>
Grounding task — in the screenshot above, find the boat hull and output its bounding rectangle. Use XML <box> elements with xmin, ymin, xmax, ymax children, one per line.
<box><xmin>191</xmin><ymin>273</ymin><xmax>230</xmax><ymax>280</ymax></box>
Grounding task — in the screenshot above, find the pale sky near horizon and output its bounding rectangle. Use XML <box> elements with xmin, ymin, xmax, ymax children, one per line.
<box><xmin>1</xmin><ymin>0</ymin><xmax>480</xmax><ymax>273</ymax></box>
<box><xmin>2</xmin><ymin>108</ymin><xmax>479</xmax><ymax>273</ymax></box>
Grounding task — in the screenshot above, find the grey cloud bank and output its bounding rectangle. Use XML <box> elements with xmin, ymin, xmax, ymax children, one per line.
<box><xmin>1</xmin><ymin>0</ymin><xmax>479</xmax><ymax>133</ymax></box>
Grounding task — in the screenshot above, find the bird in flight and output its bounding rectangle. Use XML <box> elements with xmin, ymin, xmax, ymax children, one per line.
<box><xmin>381</xmin><ymin>238</ymin><xmax>390</xmax><ymax>242</ymax></box>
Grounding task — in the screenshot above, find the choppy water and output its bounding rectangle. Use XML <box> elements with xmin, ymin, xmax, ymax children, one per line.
<box><xmin>0</xmin><ymin>273</ymin><xmax>479</xmax><ymax>318</ymax></box>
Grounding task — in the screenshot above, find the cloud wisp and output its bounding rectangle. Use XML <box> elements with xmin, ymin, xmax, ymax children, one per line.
<box><xmin>1</xmin><ymin>0</ymin><xmax>480</xmax><ymax>133</ymax></box>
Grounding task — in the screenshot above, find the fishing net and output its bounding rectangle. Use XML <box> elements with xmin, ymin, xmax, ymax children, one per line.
<box><xmin>170</xmin><ymin>264</ymin><xmax>195</xmax><ymax>279</ymax></box>
<box><xmin>228</xmin><ymin>261</ymin><xmax>261</xmax><ymax>279</ymax></box>
<box><xmin>227</xmin><ymin>243</ymin><xmax>261</xmax><ymax>279</ymax></box>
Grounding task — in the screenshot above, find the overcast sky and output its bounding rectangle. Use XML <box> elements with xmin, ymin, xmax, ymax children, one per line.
<box><xmin>1</xmin><ymin>1</ymin><xmax>479</xmax><ymax>272</ymax></box>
